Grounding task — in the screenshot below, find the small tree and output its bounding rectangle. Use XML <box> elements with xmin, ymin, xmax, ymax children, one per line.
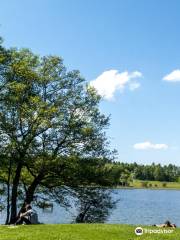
<box><xmin>162</xmin><ymin>182</ymin><xmax>167</xmax><ymax>188</ymax></box>
<box><xmin>72</xmin><ymin>187</ymin><xmax>116</xmax><ymax>223</ymax></box>
<box><xmin>140</xmin><ymin>181</ymin><xmax>148</xmax><ymax>188</ymax></box>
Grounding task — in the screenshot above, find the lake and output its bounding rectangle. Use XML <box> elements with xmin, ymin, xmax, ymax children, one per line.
<box><xmin>1</xmin><ymin>189</ymin><xmax>180</xmax><ymax>225</ymax></box>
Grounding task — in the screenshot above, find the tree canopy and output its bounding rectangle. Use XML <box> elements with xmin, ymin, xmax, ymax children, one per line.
<box><xmin>0</xmin><ymin>40</ymin><xmax>115</xmax><ymax>223</ymax></box>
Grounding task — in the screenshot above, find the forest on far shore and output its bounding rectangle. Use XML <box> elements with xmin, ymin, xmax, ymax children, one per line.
<box><xmin>109</xmin><ymin>162</ymin><xmax>180</xmax><ymax>186</ymax></box>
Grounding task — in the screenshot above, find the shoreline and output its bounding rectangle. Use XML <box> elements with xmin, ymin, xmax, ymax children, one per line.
<box><xmin>114</xmin><ymin>186</ymin><xmax>180</xmax><ymax>190</ymax></box>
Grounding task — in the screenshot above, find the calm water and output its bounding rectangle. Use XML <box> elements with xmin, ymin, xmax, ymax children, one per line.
<box><xmin>1</xmin><ymin>189</ymin><xmax>180</xmax><ymax>225</ymax></box>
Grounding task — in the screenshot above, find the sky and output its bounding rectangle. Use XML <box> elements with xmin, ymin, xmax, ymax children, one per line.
<box><xmin>1</xmin><ymin>0</ymin><xmax>180</xmax><ymax>165</ymax></box>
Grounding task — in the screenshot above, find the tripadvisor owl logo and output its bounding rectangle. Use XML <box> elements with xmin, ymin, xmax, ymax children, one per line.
<box><xmin>135</xmin><ymin>227</ymin><xmax>143</xmax><ymax>235</ymax></box>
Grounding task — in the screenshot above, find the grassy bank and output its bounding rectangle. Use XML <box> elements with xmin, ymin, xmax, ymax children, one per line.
<box><xmin>0</xmin><ymin>224</ymin><xmax>179</xmax><ymax>240</ymax></box>
<box><xmin>131</xmin><ymin>180</ymin><xmax>180</xmax><ymax>189</ymax></box>
<box><xmin>116</xmin><ymin>180</ymin><xmax>180</xmax><ymax>189</ymax></box>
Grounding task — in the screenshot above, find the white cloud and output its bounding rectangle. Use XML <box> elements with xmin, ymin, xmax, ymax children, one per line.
<box><xmin>163</xmin><ymin>69</ymin><xmax>180</xmax><ymax>82</ymax></box>
<box><xmin>129</xmin><ymin>81</ymin><xmax>141</xmax><ymax>91</ymax></box>
<box><xmin>90</xmin><ymin>70</ymin><xmax>142</xmax><ymax>100</ymax></box>
<box><xmin>133</xmin><ymin>141</ymin><xmax>169</xmax><ymax>150</ymax></box>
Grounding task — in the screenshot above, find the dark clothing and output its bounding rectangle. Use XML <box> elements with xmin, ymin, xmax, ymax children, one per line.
<box><xmin>15</xmin><ymin>216</ymin><xmax>31</xmax><ymax>225</ymax></box>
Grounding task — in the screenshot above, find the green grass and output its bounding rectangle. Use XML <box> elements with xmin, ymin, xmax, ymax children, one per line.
<box><xmin>130</xmin><ymin>180</ymin><xmax>180</xmax><ymax>189</ymax></box>
<box><xmin>0</xmin><ymin>224</ymin><xmax>179</xmax><ymax>240</ymax></box>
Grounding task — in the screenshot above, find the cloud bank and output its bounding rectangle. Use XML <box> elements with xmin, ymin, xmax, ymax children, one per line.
<box><xmin>163</xmin><ymin>69</ymin><xmax>180</xmax><ymax>82</ymax></box>
<box><xmin>133</xmin><ymin>141</ymin><xmax>168</xmax><ymax>150</ymax></box>
<box><xmin>90</xmin><ymin>70</ymin><xmax>142</xmax><ymax>100</ymax></box>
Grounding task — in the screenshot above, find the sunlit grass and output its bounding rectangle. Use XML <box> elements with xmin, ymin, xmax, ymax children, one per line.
<box><xmin>0</xmin><ymin>224</ymin><xmax>179</xmax><ymax>240</ymax></box>
<box><xmin>132</xmin><ymin>180</ymin><xmax>180</xmax><ymax>189</ymax></box>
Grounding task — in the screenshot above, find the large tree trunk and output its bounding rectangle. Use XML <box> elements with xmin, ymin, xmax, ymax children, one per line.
<box><xmin>25</xmin><ymin>173</ymin><xmax>43</xmax><ymax>204</ymax></box>
<box><xmin>18</xmin><ymin>173</ymin><xmax>44</xmax><ymax>215</ymax></box>
<box><xmin>5</xmin><ymin>158</ymin><xmax>12</xmax><ymax>224</ymax></box>
<box><xmin>9</xmin><ymin>163</ymin><xmax>22</xmax><ymax>224</ymax></box>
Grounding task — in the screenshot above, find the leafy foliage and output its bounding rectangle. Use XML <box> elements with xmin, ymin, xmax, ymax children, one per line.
<box><xmin>0</xmin><ymin>39</ymin><xmax>115</xmax><ymax>223</ymax></box>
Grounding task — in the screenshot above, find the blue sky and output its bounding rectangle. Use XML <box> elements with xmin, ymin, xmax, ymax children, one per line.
<box><xmin>1</xmin><ymin>0</ymin><xmax>180</xmax><ymax>165</ymax></box>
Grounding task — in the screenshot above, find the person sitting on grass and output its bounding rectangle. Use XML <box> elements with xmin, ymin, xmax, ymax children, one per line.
<box><xmin>153</xmin><ymin>220</ymin><xmax>176</xmax><ymax>228</ymax></box>
<box><xmin>15</xmin><ymin>204</ymin><xmax>39</xmax><ymax>225</ymax></box>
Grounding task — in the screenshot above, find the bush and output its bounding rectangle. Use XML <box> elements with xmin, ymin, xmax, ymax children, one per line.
<box><xmin>140</xmin><ymin>182</ymin><xmax>148</xmax><ymax>188</ymax></box>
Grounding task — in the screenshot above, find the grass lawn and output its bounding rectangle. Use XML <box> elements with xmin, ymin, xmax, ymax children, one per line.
<box><xmin>0</xmin><ymin>224</ymin><xmax>179</xmax><ymax>240</ymax></box>
<box><xmin>130</xmin><ymin>180</ymin><xmax>180</xmax><ymax>189</ymax></box>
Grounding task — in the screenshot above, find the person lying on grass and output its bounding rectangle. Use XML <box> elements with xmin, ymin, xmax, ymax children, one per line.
<box><xmin>153</xmin><ymin>220</ymin><xmax>176</xmax><ymax>228</ymax></box>
<box><xmin>15</xmin><ymin>204</ymin><xmax>39</xmax><ymax>225</ymax></box>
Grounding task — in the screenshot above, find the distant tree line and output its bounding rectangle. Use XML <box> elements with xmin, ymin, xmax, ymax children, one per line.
<box><xmin>109</xmin><ymin>162</ymin><xmax>180</xmax><ymax>185</ymax></box>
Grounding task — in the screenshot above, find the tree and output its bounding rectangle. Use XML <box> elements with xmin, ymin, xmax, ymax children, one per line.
<box><xmin>0</xmin><ymin>41</ymin><xmax>114</xmax><ymax>223</ymax></box>
<box><xmin>72</xmin><ymin>187</ymin><xmax>116</xmax><ymax>223</ymax></box>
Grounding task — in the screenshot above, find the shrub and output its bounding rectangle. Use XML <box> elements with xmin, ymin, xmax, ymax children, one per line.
<box><xmin>140</xmin><ymin>182</ymin><xmax>148</xmax><ymax>188</ymax></box>
<box><xmin>162</xmin><ymin>182</ymin><xmax>167</xmax><ymax>188</ymax></box>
